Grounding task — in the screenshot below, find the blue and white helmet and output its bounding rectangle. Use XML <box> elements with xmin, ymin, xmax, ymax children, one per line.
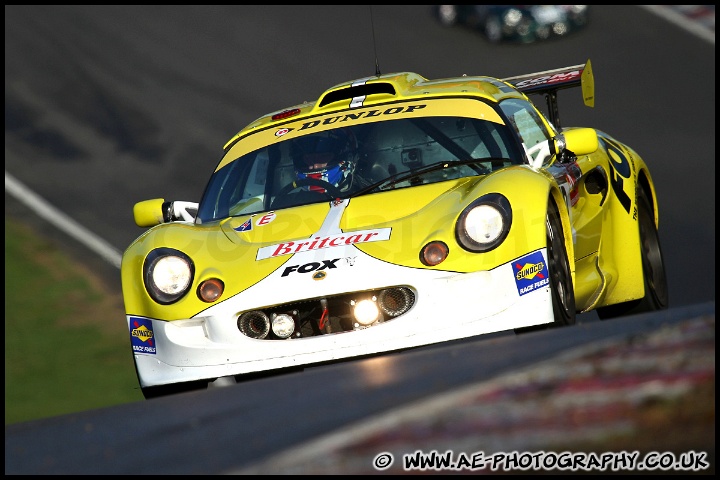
<box><xmin>290</xmin><ymin>129</ymin><xmax>357</xmax><ymax>192</ymax></box>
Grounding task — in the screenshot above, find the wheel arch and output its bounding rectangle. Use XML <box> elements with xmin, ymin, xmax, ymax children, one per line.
<box><xmin>637</xmin><ymin>168</ymin><xmax>660</xmax><ymax>229</ymax></box>
<box><xmin>547</xmin><ymin>186</ymin><xmax>576</xmax><ymax>292</ymax></box>
<box><xmin>595</xmin><ymin>158</ymin><xmax>647</xmax><ymax>308</ymax></box>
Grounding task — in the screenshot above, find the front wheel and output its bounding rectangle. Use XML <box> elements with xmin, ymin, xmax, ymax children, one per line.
<box><xmin>546</xmin><ymin>199</ymin><xmax>576</xmax><ymax>326</ymax></box>
<box><xmin>597</xmin><ymin>189</ymin><xmax>668</xmax><ymax>319</ymax></box>
<box><xmin>516</xmin><ymin>199</ymin><xmax>575</xmax><ymax>333</ymax></box>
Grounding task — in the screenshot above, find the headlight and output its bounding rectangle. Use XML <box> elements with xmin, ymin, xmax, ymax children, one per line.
<box><xmin>456</xmin><ymin>193</ymin><xmax>512</xmax><ymax>252</ymax></box>
<box><xmin>271</xmin><ymin>313</ymin><xmax>296</xmax><ymax>339</ymax></box>
<box><xmin>352</xmin><ymin>298</ymin><xmax>380</xmax><ymax>326</ymax></box>
<box><xmin>143</xmin><ymin>248</ymin><xmax>194</xmax><ymax>304</ymax></box>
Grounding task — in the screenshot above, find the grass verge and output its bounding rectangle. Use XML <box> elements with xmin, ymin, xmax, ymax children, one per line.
<box><xmin>5</xmin><ymin>216</ymin><xmax>144</xmax><ymax>425</ymax></box>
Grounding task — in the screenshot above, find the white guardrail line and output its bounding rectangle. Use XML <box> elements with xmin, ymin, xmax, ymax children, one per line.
<box><xmin>5</xmin><ymin>170</ymin><xmax>123</xmax><ymax>269</ymax></box>
<box><xmin>640</xmin><ymin>5</ymin><xmax>715</xmax><ymax>45</ymax></box>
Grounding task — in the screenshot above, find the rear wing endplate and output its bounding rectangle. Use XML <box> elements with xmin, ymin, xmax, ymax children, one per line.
<box><xmin>502</xmin><ymin>59</ymin><xmax>594</xmax><ymax>130</ymax></box>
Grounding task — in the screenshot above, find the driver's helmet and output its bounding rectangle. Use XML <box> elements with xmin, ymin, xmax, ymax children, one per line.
<box><xmin>290</xmin><ymin>128</ymin><xmax>358</xmax><ymax>192</ymax></box>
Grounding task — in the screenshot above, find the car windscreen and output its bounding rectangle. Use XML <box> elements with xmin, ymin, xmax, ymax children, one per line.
<box><xmin>196</xmin><ymin>115</ymin><xmax>523</xmax><ymax>223</ymax></box>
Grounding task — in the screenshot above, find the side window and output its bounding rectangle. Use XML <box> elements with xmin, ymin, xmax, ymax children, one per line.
<box><xmin>499</xmin><ymin>99</ymin><xmax>554</xmax><ymax>166</ymax></box>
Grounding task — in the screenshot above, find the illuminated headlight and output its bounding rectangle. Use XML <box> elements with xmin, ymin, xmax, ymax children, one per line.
<box><xmin>271</xmin><ymin>313</ymin><xmax>295</xmax><ymax>339</ymax></box>
<box><xmin>144</xmin><ymin>248</ymin><xmax>194</xmax><ymax>304</ymax></box>
<box><xmin>456</xmin><ymin>193</ymin><xmax>512</xmax><ymax>253</ymax></box>
<box><xmin>467</xmin><ymin>205</ymin><xmax>504</xmax><ymax>240</ymax></box>
<box><xmin>352</xmin><ymin>298</ymin><xmax>380</xmax><ymax>326</ymax></box>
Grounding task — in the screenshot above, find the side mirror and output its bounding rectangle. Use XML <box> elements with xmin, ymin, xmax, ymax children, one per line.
<box><xmin>133</xmin><ymin>198</ymin><xmax>166</xmax><ymax>227</ymax></box>
<box><xmin>563</xmin><ymin>128</ymin><xmax>599</xmax><ymax>156</ymax></box>
<box><xmin>133</xmin><ymin>199</ymin><xmax>199</xmax><ymax>227</ymax></box>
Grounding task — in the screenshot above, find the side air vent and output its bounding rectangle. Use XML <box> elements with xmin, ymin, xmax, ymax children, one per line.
<box><xmin>318</xmin><ymin>83</ymin><xmax>396</xmax><ymax>107</ymax></box>
<box><xmin>584</xmin><ymin>166</ymin><xmax>608</xmax><ymax>205</ymax></box>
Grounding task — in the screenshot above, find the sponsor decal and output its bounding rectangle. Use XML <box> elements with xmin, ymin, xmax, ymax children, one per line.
<box><xmin>514</xmin><ymin>69</ymin><xmax>581</xmax><ymax>89</ymax></box>
<box><xmin>601</xmin><ymin>137</ymin><xmax>633</xmax><ymax>215</ymax></box>
<box><xmin>256</xmin><ymin>228</ymin><xmax>391</xmax><ymax>260</ymax></box>
<box><xmin>234</xmin><ymin>218</ymin><xmax>253</xmax><ymax>232</ymax></box>
<box><xmin>255</xmin><ymin>212</ymin><xmax>276</xmax><ymax>226</ymax></box>
<box><xmin>281</xmin><ymin>256</ymin><xmax>356</xmax><ymax>277</ymax></box>
<box><xmin>275</xmin><ymin>128</ymin><xmax>293</xmax><ymax>137</ymax></box>
<box><xmin>130</xmin><ymin>317</ymin><xmax>156</xmax><ymax>355</ymax></box>
<box><xmin>295</xmin><ymin>105</ymin><xmax>427</xmax><ymax>133</ymax></box>
<box><xmin>234</xmin><ymin>212</ymin><xmax>276</xmax><ymax>232</ymax></box>
<box><xmin>512</xmin><ymin>251</ymin><xmax>550</xmax><ymax>296</ymax></box>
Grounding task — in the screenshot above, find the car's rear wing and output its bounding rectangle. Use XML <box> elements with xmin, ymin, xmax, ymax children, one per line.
<box><xmin>502</xmin><ymin>59</ymin><xmax>594</xmax><ymax>130</ymax></box>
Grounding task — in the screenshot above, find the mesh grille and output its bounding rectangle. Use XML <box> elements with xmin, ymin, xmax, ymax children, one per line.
<box><xmin>237</xmin><ymin>311</ymin><xmax>270</xmax><ymax>339</ymax></box>
<box><xmin>378</xmin><ymin>287</ymin><xmax>415</xmax><ymax>316</ymax></box>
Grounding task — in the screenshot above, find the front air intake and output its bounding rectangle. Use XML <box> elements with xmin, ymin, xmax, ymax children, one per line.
<box><xmin>318</xmin><ymin>83</ymin><xmax>396</xmax><ymax>107</ymax></box>
<box><xmin>238</xmin><ymin>311</ymin><xmax>270</xmax><ymax>339</ymax></box>
<box><xmin>378</xmin><ymin>287</ymin><xmax>415</xmax><ymax>317</ymax></box>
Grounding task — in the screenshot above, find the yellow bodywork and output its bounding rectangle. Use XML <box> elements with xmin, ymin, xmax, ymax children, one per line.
<box><xmin>123</xmin><ymin>168</ymin><xmax>556</xmax><ymax>321</ymax></box>
<box><xmin>123</xmin><ymin>60</ymin><xmax>658</xmax><ymax>323</ymax></box>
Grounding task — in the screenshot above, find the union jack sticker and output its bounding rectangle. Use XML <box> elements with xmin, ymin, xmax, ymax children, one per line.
<box><xmin>234</xmin><ymin>218</ymin><xmax>253</xmax><ymax>232</ymax></box>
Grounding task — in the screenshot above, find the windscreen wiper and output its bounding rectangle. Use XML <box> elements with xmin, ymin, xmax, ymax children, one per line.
<box><xmin>349</xmin><ymin>159</ymin><xmax>500</xmax><ymax>198</ymax></box>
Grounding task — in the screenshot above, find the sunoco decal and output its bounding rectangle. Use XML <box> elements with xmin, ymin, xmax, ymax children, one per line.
<box><xmin>256</xmin><ymin>228</ymin><xmax>391</xmax><ymax>260</ymax></box>
<box><xmin>130</xmin><ymin>317</ymin><xmax>156</xmax><ymax>355</ymax></box>
<box><xmin>512</xmin><ymin>251</ymin><xmax>550</xmax><ymax>296</ymax></box>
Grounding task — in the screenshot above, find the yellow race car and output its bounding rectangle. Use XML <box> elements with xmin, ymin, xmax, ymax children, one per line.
<box><xmin>122</xmin><ymin>60</ymin><xmax>668</xmax><ymax>398</ymax></box>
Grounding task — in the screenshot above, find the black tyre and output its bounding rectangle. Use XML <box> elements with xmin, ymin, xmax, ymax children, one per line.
<box><xmin>140</xmin><ymin>380</ymin><xmax>208</xmax><ymax>399</ymax></box>
<box><xmin>516</xmin><ymin>199</ymin><xmax>575</xmax><ymax>333</ymax></box>
<box><xmin>546</xmin><ymin>199</ymin><xmax>576</xmax><ymax>326</ymax></box>
<box><xmin>597</xmin><ymin>189</ymin><xmax>668</xmax><ymax>319</ymax></box>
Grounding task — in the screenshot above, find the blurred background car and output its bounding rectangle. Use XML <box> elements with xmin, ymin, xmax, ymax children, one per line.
<box><xmin>433</xmin><ymin>5</ymin><xmax>589</xmax><ymax>43</ymax></box>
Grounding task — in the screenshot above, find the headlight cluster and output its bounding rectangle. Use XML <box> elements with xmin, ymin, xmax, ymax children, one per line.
<box><xmin>236</xmin><ymin>287</ymin><xmax>416</xmax><ymax>340</ymax></box>
<box><xmin>455</xmin><ymin>193</ymin><xmax>512</xmax><ymax>253</ymax></box>
<box><xmin>144</xmin><ymin>248</ymin><xmax>225</xmax><ymax>304</ymax></box>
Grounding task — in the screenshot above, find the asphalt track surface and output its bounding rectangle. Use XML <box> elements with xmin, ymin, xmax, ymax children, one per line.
<box><xmin>4</xmin><ymin>5</ymin><xmax>715</xmax><ymax>474</ymax></box>
<box><xmin>4</xmin><ymin>302</ymin><xmax>714</xmax><ymax>475</ymax></box>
